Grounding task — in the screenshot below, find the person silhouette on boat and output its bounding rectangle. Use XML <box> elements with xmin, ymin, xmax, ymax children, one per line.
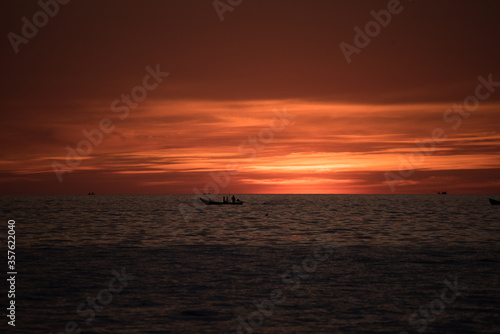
<box><xmin>231</xmin><ymin>195</ymin><xmax>235</xmax><ymax>203</ymax></box>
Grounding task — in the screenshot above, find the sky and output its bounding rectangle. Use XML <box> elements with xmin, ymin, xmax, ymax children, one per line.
<box><xmin>1</xmin><ymin>0</ymin><xmax>500</xmax><ymax>194</ymax></box>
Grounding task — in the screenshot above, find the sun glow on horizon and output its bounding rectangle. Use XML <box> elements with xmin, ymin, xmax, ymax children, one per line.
<box><xmin>2</xmin><ymin>99</ymin><xmax>500</xmax><ymax>194</ymax></box>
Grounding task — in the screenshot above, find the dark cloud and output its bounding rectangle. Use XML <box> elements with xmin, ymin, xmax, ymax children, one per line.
<box><xmin>1</xmin><ymin>0</ymin><xmax>500</xmax><ymax>193</ymax></box>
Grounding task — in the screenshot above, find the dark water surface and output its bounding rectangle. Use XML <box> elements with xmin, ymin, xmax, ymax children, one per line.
<box><xmin>1</xmin><ymin>194</ymin><xmax>499</xmax><ymax>333</ymax></box>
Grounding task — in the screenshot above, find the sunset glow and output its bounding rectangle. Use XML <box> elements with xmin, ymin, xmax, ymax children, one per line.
<box><xmin>2</xmin><ymin>0</ymin><xmax>500</xmax><ymax>194</ymax></box>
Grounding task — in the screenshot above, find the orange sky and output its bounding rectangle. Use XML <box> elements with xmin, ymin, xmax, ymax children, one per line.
<box><xmin>1</xmin><ymin>0</ymin><xmax>500</xmax><ymax>194</ymax></box>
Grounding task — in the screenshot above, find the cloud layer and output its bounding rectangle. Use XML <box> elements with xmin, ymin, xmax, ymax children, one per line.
<box><xmin>1</xmin><ymin>0</ymin><xmax>500</xmax><ymax>194</ymax></box>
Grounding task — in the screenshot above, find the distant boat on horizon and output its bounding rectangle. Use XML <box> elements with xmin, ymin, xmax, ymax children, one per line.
<box><xmin>489</xmin><ymin>198</ymin><xmax>500</xmax><ymax>205</ymax></box>
<box><xmin>437</xmin><ymin>191</ymin><xmax>447</xmax><ymax>194</ymax></box>
<box><xmin>88</xmin><ymin>192</ymin><xmax>95</xmax><ymax>195</ymax></box>
<box><xmin>200</xmin><ymin>197</ymin><xmax>243</xmax><ymax>205</ymax></box>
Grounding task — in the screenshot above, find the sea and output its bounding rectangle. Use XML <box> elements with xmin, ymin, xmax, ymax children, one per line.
<box><xmin>1</xmin><ymin>194</ymin><xmax>499</xmax><ymax>333</ymax></box>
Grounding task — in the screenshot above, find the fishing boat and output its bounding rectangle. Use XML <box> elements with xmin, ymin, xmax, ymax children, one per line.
<box><xmin>489</xmin><ymin>198</ymin><xmax>500</xmax><ymax>205</ymax></box>
<box><xmin>200</xmin><ymin>197</ymin><xmax>244</xmax><ymax>205</ymax></box>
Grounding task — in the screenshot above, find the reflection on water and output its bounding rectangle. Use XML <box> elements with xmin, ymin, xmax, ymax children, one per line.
<box><xmin>1</xmin><ymin>194</ymin><xmax>499</xmax><ymax>333</ymax></box>
<box><xmin>5</xmin><ymin>194</ymin><xmax>500</xmax><ymax>247</ymax></box>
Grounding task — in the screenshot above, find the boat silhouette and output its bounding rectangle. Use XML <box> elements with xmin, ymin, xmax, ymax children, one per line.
<box><xmin>200</xmin><ymin>197</ymin><xmax>243</xmax><ymax>205</ymax></box>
